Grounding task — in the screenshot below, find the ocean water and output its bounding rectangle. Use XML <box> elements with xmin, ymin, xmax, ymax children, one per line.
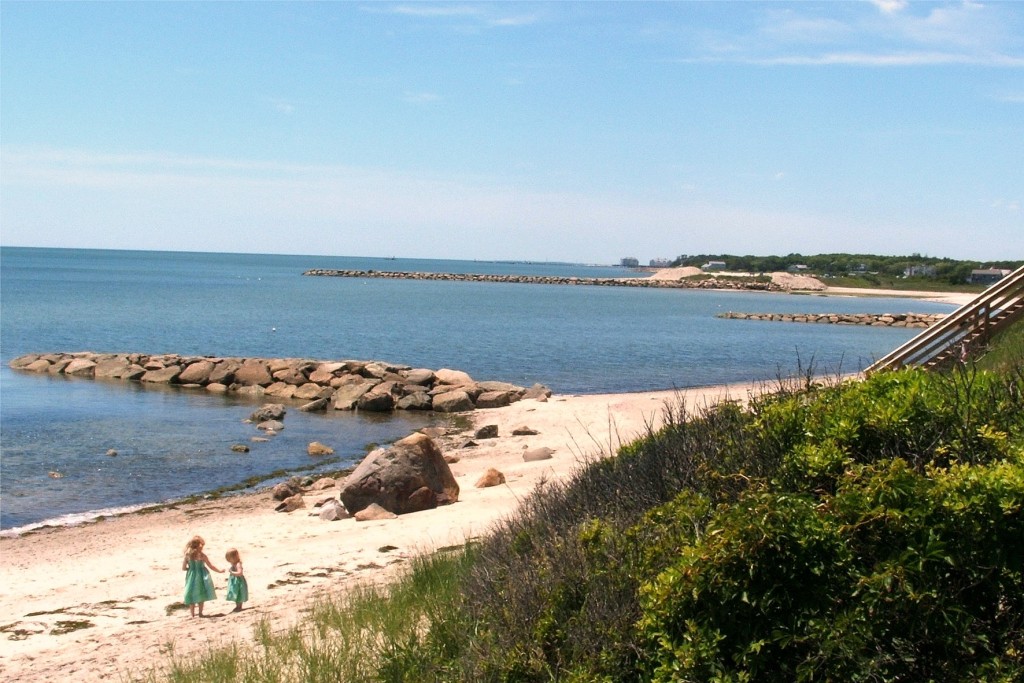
<box><xmin>0</xmin><ymin>247</ymin><xmax>955</xmax><ymax>531</ymax></box>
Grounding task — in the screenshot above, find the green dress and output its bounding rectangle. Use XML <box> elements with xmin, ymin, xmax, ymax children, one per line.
<box><xmin>183</xmin><ymin>559</ymin><xmax>216</xmax><ymax>604</ymax></box>
<box><xmin>226</xmin><ymin>564</ymin><xmax>249</xmax><ymax>604</ymax></box>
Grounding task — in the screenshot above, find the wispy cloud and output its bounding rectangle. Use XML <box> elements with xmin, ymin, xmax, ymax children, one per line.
<box><xmin>870</xmin><ymin>0</ymin><xmax>909</xmax><ymax>15</ymax></box>
<box><xmin>384</xmin><ymin>4</ymin><xmax>481</xmax><ymax>18</ymax></box>
<box><xmin>674</xmin><ymin>1</ymin><xmax>1024</xmax><ymax>68</ymax></box>
<box><xmin>364</xmin><ymin>2</ymin><xmax>541</xmax><ymax>29</ymax></box>
<box><xmin>403</xmin><ymin>91</ymin><xmax>441</xmax><ymax>104</ymax></box>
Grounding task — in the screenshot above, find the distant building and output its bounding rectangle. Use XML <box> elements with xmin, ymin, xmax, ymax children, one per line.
<box><xmin>620</xmin><ymin>257</ymin><xmax>640</xmax><ymax>268</ymax></box>
<box><xmin>969</xmin><ymin>268</ymin><xmax>1010</xmax><ymax>285</ymax></box>
<box><xmin>701</xmin><ymin>260</ymin><xmax>727</xmax><ymax>272</ymax></box>
<box><xmin>649</xmin><ymin>258</ymin><xmax>672</xmax><ymax>268</ymax></box>
<box><xmin>904</xmin><ymin>265</ymin><xmax>937</xmax><ymax>278</ymax></box>
<box><xmin>787</xmin><ymin>264</ymin><xmax>810</xmax><ymax>273</ymax></box>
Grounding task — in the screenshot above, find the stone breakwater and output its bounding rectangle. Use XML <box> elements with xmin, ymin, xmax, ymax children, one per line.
<box><xmin>302</xmin><ymin>269</ymin><xmax>782</xmax><ymax>291</ymax></box>
<box><xmin>8</xmin><ymin>352</ymin><xmax>551</xmax><ymax>414</ymax></box>
<box><xmin>717</xmin><ymin>312</ymin><xmax>945</xmax><ymax>327</ymax></box>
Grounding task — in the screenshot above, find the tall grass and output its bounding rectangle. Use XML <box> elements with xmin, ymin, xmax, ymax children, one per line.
<box><xmin>149</xmin><ymin>361</ymin><xmax>1024</xmax><ymax>682</ymax></box>
<box><xmin>143</xmin><ymin>545</ymin><xmax>476</xmax><ymax>683</ymax></box>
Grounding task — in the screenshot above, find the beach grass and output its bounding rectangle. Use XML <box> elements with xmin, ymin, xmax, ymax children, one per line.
<box><xmin>146</xmin><ymin>544</ymin><xmax>476</xmax><ymax>683</ymax></box>
<box><xmin>148</xmin><ymin>360</ymin><xmax>1024</xmax><ymax>682</ymax></box>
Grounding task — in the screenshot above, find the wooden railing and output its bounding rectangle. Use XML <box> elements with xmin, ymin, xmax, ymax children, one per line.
<box><xmin>866</xmin><ymin>265</ymin><xmax>1024</xmax><ymax>374</ymax></box>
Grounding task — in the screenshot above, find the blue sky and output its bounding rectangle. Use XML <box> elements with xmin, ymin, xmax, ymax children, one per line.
<box><xmin>1</xmin><ymin>1</ymin><xmax>1021</xmax><ymax>263</ymax></box>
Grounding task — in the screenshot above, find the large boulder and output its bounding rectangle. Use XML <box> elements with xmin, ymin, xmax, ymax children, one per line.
<box><xmin>432</xmin><ymin>389</ymin><xmax>474</xmax><ymax>413</ymax></box>
<box><xmin>141</xmin><ymin>365</ymin><xmax>180</xmax><ymax>383</ymax></box>
<box><xmin>94</xmin><ymin>357</ymin><xmax>131</xmax><ymax>379</ymax></box>
<box><xmin>179</xmin><ymin>360</ymin><xmax>215</xmax><ymax>384</ymax></box>
<box><xmin>234</xmin><ymin>360</ymin><xmax>273</xmax><ymax>386</ymax></box>
<box><xmin>340</xmin><ymin>433</ymin><xmax>459</xmax><ymax>515</ymax></box>
<box><xmin>64</xmin><ymin>358</ymin><xmax>98</xmax><ymax>377</ymax></box>
<box><xmin>332</xmin><ymin>380</ymin><xmax>378</xmax><ymax>410</ymax></box>
<box><xmin>207</xmin><ymin>360</ymin><xmax>239</xmax><ymax>385</ymax></box>
<box><xmin>434</xmin><ymin>368</ymin><xmax>474</xmax><ymax>386</ymax></box>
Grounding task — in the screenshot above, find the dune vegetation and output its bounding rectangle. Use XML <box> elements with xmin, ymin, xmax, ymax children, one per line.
<box><xmin>153</xmin><ymin>335</ymin><xmax>1024</xmax><ymax>683</ymax></box>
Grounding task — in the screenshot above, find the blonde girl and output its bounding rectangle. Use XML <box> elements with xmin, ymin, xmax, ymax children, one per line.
<box><xmin>224</xmin><ymin>548</ymin><xmax>249</xmax><ymax>612</ymax></box>
<box><xmin>182</xmin><ymin>535</ymin><xmax>224</xmax><ymax>617</ymax></box>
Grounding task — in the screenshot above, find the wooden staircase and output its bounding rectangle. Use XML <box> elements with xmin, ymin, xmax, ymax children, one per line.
<box><xmin>866</xmin><ymin>265</ymin><xmax>1024</xmax><ymax>374</ymax></box>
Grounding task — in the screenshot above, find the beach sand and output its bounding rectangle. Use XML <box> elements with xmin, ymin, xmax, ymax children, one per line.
<box><xmin>0</xmin><ymin>382</ymin><xmax>762</xmax><ymax>682</ymax></box>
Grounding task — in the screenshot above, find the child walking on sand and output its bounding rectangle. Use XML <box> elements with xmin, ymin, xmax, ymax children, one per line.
<box><xmin>182</xmin><ymin>535</ymin><xmax>224</xmax><ymax>617</ymax></box>
<box><xmin>224</xmin><ymin>548</ymin><xmax>249</xmax><ymax>612</ymax></box>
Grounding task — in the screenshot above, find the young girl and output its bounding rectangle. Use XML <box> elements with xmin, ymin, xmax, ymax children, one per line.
<box><xmin>224</xmin><ymin>548</ymin><xmax>249</xmax><ymax>612</ymax></box>
<box><xmin>182</xmin><ymin>535</ymin><xmax>224</xmax><ymax>617</ymax></box>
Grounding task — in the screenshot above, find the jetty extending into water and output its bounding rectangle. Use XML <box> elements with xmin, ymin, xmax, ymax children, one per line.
<box><xmin>302</xmin><ymin>269</ymin><xmax>781</xmax><ymax>291</ymax></box>
<box><xmin>8</xmin><ymin>352</ymin><xmax>550</xmax><ymax>415</ymax></box>
<box><xmin>717</xmin><ymin>312</ymin><xmax>944</xmax><ymax>327</ymax></box>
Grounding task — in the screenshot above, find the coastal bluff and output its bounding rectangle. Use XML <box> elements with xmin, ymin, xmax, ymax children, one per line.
<box><xmin>8</xmin><ymin>352</ymin><xmax>551</xmax><ymax>414</ymax></box>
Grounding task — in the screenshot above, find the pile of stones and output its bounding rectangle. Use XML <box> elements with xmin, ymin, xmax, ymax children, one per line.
<box><xmin>8</xmin><ymin>352</ymin><xmax>551</xmax><ymax>413</ymax></box>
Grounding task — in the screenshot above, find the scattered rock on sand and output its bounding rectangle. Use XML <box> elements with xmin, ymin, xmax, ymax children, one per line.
<box><xmin>271</xmin><ymin>482</ymin><xmax>298</xmax><ymax>501</ymax></box>
<box><xmin>275</xmin><ymin>494</ymin><xmax>305</xmax><ymax>513</ymax></box>
<box><xmin>318</xmin><ymin>499</ymin><xmax>349</xmax><ymax>521</ymax></box>
<box><xmin>354</xmin><ymin>503</ymin><xmax>397</xmax><ymax>522</ymax></box>
<box><xmin>523</xmin><ymin>446</ymin><xmax>555</xmax><ymax>462</ymax></box>
<box><xmin>475</xmin><ymin>468</ymin><xmax>506</xmax><ymax>488</ymax></box>
<box><xmin>309</xmin><ymin>476</ymin><xmax>337</xmax><ymax>490</ymax></box>
<box><xmin>512</xmin><ymin>426</ymin><xmax>539</xmax><ymax>436</ymax></box>
<box><xmin>474</xmin><ymin>424</ymin><xmax>499</xmax><ymax>439</ymax></box>
<box><xmin>341</xmin><ymin>433</ymin><xmax>459</xmax><ymax>515</ymax></box>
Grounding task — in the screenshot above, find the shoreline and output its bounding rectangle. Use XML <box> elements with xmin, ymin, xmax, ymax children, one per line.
<box><xmin>0</xmin><ymin>381</ymin><xmax>763</xmax><ymax>682</ymax></box>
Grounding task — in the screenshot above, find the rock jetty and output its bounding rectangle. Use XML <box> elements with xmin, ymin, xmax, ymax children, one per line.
<box><xmin>8</xmin><ymin>352</ymin><xmax>551</xmax><ymax>414</ymax></box>
<box><xmin>303</xmin><ymin>269</ymin><xmax>783</xmax><ymax>291</ymax></box>
<box><xmin>717</xmin><ymin>312</ymin><xmax>945</xmax><ymax>327</ymax></box>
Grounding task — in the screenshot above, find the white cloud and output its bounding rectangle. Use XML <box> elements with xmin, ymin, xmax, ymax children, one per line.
<box><xmin>488</xmin><ymin>13</ymin><xmax>541</xmax><ymax>28</ymax></box>
<box><xmin>679</xmin><ymin>1</ymin><xmax>1024</xmax><ymax>68</ymax></box>
<box><xmin>870</xmin><ymin>0</ymin><xmax>909</xmax><ymax>15</ymax></box>
<box><xmin>384</xmin><ymin>5</ymin><xmax>481</xmax><ymax>18</ymax></box>
<box><xmin>403</xmin><ymin>91</ymin><xmax>441</xmax><ymax>104</ymax></box>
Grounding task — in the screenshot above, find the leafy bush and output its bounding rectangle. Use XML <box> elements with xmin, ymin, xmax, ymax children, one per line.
<box><xmin>452</xmin><ymin>367</ymin><xmax>1024</xmax><ymax>681</ymax></box>
<box><xmin>156</xmin><ymin>366</ymin><xmax>1024</xmax><ymax>682</ymax></box>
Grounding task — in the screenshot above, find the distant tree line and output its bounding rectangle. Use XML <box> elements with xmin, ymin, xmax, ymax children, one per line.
<box><xmin>670</xmin><ymin>253</ymin><xmax>1023</xmax><ymax>286</ymax></box>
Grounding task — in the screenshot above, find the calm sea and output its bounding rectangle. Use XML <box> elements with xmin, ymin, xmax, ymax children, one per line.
<box><xmin>0</xmin><ymin>247</ymin><xmax>954</xmax><ymax>531</ymax></box>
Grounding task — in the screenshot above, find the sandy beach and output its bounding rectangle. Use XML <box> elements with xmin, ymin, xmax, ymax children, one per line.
<box><xmin>0</xmin><ymin>381</ymin><xmax>763</xmax><ymax>682</ymax></box>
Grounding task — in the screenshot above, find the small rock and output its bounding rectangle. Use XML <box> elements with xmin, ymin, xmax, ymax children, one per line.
<box><xmin>275</xmin><ymin>494</ymin><xmax>305</xmax><ymax>513</ymax></box>
<box><xmin>459</xmin><ymin>438</ymin><xmax>478</xmax><ymax>449</ymax></box>
<box><xmin>309</xmin><ymin>477</ymin><xmax>338</xmax><ymax>491</ymax></box>
<box><xmin>271</xmin><ymin>482</ymin><xmax>298</xmax><ymax>501</ymax></box>
<box><xmin>474</xmin><ymin>424</ymin><xmax>499</xmax><ymax>439</ymax></box>
<box><xmin>48</xmin><ymin>471</ymin><xmax>64</xmax><ymax>479</ymax></box>
<box><xmin>106</xmin><ymin>449</ymin><xmax>118</xmax><ymax>457</ymax></box>
<box><xmin>231</xmin><ymin>444</ymin><xmax>250</xmax><ymax>453</ymax></box>
<box><xmin>354</xmin><ymin>503</ymin><xmax>397</xmax><ymax>522</ymax></box>
<box><xmin>298</xmin><ymin>398</ymin><xmax>329</xmax><ymax>412</ymax></box>
<box><xmin>307</xmin><ymin>441</ymin><xmax>334</xmax><ymax>456</ymax></box>
<box><xmin>523</xmin><ymin>447</ymin><xmax>555</xmax><ymax>462</ymax></box>
<box><xmin>257</xmin><ymin>420</ymin><xmax>285</xmax><ymax>432</ymax></box>
<box><xmin>475</xmin><ymin>468</ymin><xmax>506</xmax><ymax>488</ymax></box>
<box><xmin>443</xmin><ymin>454</ymin><xmax>461</xmax><ymax>464</ymax></box>
<box><xmin>512</xmin><ymin>426</ymin><xmax>540</xmax><ymax>436</ymax></box>
<box><xmin>319</xmin><ymin>499</ymin><xmax>349</xmax><ymax>521</ymax></box>
<box><xmin>250</xmin><ymin>403</ymin><xmax>286</xmax><ymax>422</ymax></box>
